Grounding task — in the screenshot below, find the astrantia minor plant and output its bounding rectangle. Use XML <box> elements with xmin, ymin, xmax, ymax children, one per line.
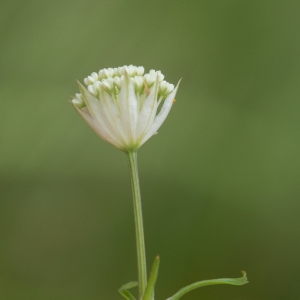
<box><xmin>71</xmin><ymin>65</ymin><xmax>248</xmax><ymax>300</ymax></box>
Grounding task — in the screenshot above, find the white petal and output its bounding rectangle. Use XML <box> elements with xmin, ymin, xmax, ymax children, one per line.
<box><xmin>136</xmin><ymin>76</ymin><xmax>159</xmax><ymax>139</ymax></box>
<box><xmin>119</xmin><ymin>72</ymin><xmax>138</xmax><ymax>143</ymax></box>
<box><xmin>78</xmin><ymin>82</ymin><xmax>120</xmax><ymax>144</ymax></box>
<box><xmin>140</xmin><ymin>79</ymin><xmax>181</xmax><ymax>145</ymax></box>
<box><xmin>99</xmin><ymin>89</ymin><xmax>127</xmax><ymax>145</ymax></box>
<box><xmin>71</xmin><ymin>102</ymin><xmax>121</xmax><ymax>148</ymax></box>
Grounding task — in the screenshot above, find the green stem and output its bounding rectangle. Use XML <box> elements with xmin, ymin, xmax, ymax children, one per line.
<box><xmin>127</xmin><ymin>151</ymin><xmax>147</xmax><ymax>298</ymax></box>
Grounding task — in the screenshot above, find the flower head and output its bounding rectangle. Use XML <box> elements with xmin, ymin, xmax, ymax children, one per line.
<box><xmin>71</xmin><ymin>65</ymin><xmax>180</xmax><ymax>152</ymax></box>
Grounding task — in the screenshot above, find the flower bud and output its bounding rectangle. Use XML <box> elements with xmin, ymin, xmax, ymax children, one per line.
<box><xmin>114</xmin><ymin>76</ymin><xmax>123</xmax><ymax>89</ymax></box>
<box><xmin>101</xmin><ymin>77</ymin><xmax>115</xmax><ymax>92</ymax></box>
<box><xmin>149</xmin><ymin>70</ymin><xmax>164</xmax><ymax>82</ymax></box>
<box><xmin>144</xmin><ymin>74</ymin><xmax>156</xmax><ymax>87</ymax></box>
<box><xmin>107</xmin><ymin>68</ymin><xmax>114</xmax><ymax>77</ymax></box>
<box><xmin>98</xmin><ymin>69</ymin><xmax>106</xmax><ymax>79</ymax></box>
<box><xmin>88</xmin><ymin>84</ymin><xmax>98</xmax><ymax>97</ymax></box>
<box><xmin>113</xmin><ymin>68</ymin><xmax>120</xmax><ymax>76</ymax></box>
<box><xmin>118</xmin><ymin>66</ymin><xmax>124</xmax><ymax>75</ymax></box>
<box><xmin>132</xmin><ymin>76</ymin><xmax>144</xmax><ymax>94</ymax></box>
<box><xmin>93</xmin><ymin>81</ymin><xmax>102</xmax><ymax>96</ymax></box>
<box><xmin>159</xmin><ymin>81</ymin><xmax>175</xmax><ymax>97</ymax></box>
<box><xmin>84</xmin><ymin>72</ymin><xmax>99</xmax><ymax>85</ymax></box>
<box><xmin>137</xmin><ymin>66</ymin><xmax>144</xmax><ymax>76</ymax></box>
<box><xmin>72</xmin><ymin>93</ymin><xmax>85</xmax><ymax>108</ymax></box>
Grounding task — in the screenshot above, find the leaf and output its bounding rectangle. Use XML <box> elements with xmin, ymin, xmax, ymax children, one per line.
<box><xmin>118</xmin><ymin>281</ymin><xmax>138</xmax><ymax>300</ymax></box>
<box><xmin>166</xmin><ymin>271</ymin><xmax>248</xmax><ymax>300</ymax></box>
<box><xmin>142</xmin><ymin>256</ymin><xmax>160</xmax><ymax>300</ymax></box>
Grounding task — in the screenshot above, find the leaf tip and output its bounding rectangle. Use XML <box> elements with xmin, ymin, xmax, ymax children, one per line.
<box><xmin>241</xmin><ymin>271</ymin><xmax>249</xmax><ymax>283</ymax></box>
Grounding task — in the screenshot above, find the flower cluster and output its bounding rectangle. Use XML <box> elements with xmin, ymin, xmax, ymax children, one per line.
<box><xmin>72</xmin><ymin>65</ymin><xmax>179</xmax><ymax>151</ymax></box>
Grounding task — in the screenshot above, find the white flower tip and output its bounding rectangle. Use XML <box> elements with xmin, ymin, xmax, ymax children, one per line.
<box><xmin>77</xmin><ymin>80</ymin><xmax>84</xmax><ymax>89</ymax></box>
<box><xmin>177</xmin><ymin>77</ymin><xmax>183</xmax><ymax>87</ymax></box>
<box><xmin>77</xmin><ymin>81</ymin><xmax>90</xmax><ymax>99</ymax></box>
<box><xmin>137</xmin><ymin>66</ymin><xmax>144</xmax><ymax>76</ymax></box>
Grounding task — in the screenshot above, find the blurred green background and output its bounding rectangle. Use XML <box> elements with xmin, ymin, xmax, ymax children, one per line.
<box><xmin>1</xmin><ymin>1</ymin><xmax>300</xmax><ymax>299</ymax></box>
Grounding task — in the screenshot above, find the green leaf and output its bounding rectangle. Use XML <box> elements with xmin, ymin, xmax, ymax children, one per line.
<box><xmin>142</xmin><ymin>256</ymin><xmax>160</xmax><ymax>300</ymax></box>
<box><xmin>166</xmin><ymin>271</ymin><xmax>248</xmax><ymax>300</ymax></box>
<box><xmin>118</xmin><ymin>281</ymin><xmax>138</xmax><ymax>300</ymax></box>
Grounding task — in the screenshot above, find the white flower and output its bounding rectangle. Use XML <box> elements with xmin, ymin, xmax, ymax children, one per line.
<box><xmin>71</xmin><ymin>65</ymin><xmax>180</xmax><ymax>152</ymax></box>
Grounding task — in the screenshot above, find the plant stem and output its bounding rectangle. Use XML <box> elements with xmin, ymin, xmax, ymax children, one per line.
<box><xmin>127</xmin><ymin>150</ymin><xmax>147</xmax><ymax>298</ymax></box>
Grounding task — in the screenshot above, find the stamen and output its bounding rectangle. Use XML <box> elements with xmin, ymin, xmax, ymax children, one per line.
<box><xmin>144</xmin><ymin>82</ymin><xmax>150</xmax><ymax>96</ymax></box>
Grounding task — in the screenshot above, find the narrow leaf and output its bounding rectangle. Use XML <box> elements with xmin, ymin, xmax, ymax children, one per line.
<box><xmin>166</xmin><ymin>271</ymin><xmax>248</xmax><ymax>300</ymax></box>
<box><xmin>118</xmin><ymin>281</ymin><xmax>138</xmax><ymax>300</ymax></box>
<box><xmin>142</xmin><ymin>256</ymin><xmax>160</xmax><ymax>300</ymax></box>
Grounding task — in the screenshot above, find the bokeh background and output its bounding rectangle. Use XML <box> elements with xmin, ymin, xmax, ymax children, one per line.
<box><xmin>1</xmin><ymin>1</ymin><xmax>300</xmax><ymax>299</ymax></box>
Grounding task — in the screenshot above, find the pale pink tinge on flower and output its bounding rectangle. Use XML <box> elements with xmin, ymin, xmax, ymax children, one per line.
<box><xmin>71</xmin><ymin>65</ymin><xmax>180</xmax><ymax>152</ymax></box>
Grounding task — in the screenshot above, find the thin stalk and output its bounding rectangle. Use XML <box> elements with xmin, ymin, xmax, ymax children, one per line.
<box><xmin>127</xmin><ymin>151</ymin><xmax>147</xmax><ymax>298</ymax></box>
